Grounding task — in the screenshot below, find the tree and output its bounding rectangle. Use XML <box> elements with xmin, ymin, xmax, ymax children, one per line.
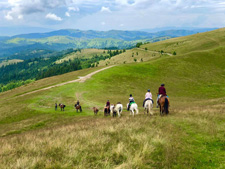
<box><xmin>134</xmin><ymin>58</ymin><xmax>137</xmax><ymax>62</ymax></box>
<box><xmin>136</xmin><ymin>42</ymin><xmax>143</xmax><ymax>48</ymax></box>
<box><xmin>173</xmin><ymin>51</ymin><xmax>177</xmax><ymax>55</ymax></box>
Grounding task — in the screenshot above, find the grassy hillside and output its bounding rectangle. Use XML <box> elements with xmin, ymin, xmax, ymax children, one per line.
<box><xmin>0</xmin><ymin>59</ymin><xmax>23</xmax><ymax>68</ymax></box>
<box><xmin>141</xmin><ymin>28</ymin><xmax>225</xmax><ymax>55</ymax></box>
<box><xmin>55</xmin><ymin>49</ymin><xmax>108</xmax><ymax>64</ymax></box>
<box><xmin>0</xmin><ymin>29</ymin><xmax>225</xmax><ymax>168</ymax></box>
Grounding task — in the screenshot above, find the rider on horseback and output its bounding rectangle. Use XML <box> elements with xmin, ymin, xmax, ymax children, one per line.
<box><xmin>106</xmin><ymin>100</ymin><xmax>110</xmax><ymax>107</ymax></box>
<box><xmin>127</xmin><ymin>94</ymin><xmax>135</xmax><ymax>111</ymax></box>
<box><xmin>104</xmin><ymin>100</ymin><xmax>110</xmax><ymax>115</ymax></box>
<box><xmin>75</xmin><ymin>100</ymin><xmax>80</xmax><ymax>107</ymax></box>
<box><xmin>143</xmin><ymin>89</ymin><xmax>153</xmax><ymax>107</ymax></box>
<box><xmin>157</xmin><ymin>84</ymin><xmax>167</xmax><ymax>107</ymax></box>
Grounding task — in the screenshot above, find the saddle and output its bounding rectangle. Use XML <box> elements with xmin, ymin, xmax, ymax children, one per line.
<box><xmin>146</xmin><ymin>98</ymin><xmax>154</xmax><ymax>104</ymax></box>
<box><xmin>129</xmin><ymin>101</ymin><xmax>135</xmax><ymax>106</ymax></box>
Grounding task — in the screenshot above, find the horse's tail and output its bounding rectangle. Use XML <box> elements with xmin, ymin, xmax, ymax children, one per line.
<box><xmin>164</xmin><ymin>98</ymin><xmax>169</xmax><ymax>114</ymax></box>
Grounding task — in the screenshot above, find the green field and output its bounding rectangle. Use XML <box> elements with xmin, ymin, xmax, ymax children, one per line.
<box><xmin>0</xmin><ymin>29</ymin><xmax>225</xmax><ymax>168</ymax></box>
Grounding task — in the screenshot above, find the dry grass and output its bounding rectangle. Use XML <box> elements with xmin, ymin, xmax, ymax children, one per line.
<box><xmin>0</xmin><ymin>59</ymin><xmax>23</xmax><ymax>68</ymax></box>
<box><xmin>0</xmin><ymin>103</ymin><xmax>224</xmax><ymax>168</ymax></box>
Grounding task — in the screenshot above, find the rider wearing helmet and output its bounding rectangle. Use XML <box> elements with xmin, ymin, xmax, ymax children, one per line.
<box><xmin>143</xmin><ymin>89</ymin><xmax>153</xmax><ymax>107</ymax></box>
<box><xmin>157</xmin><ymin>84</ymin><xmax>167</xmax><ymax>107</ymax></box>
<box><xmin>127</xmin><ymin>94</ymin><xmax>135</xmax><ymax>111</ymax></box>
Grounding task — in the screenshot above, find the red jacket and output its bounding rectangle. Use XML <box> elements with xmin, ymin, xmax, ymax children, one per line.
<box><xmin>159</xmin><ymin>86</ymin><xmax>167</xmax><ymax>96</ymax></box>
<box><xmin>106</xmin><ymin>101</ymin><xmax>110</xmax><ymax>107</ymax></box>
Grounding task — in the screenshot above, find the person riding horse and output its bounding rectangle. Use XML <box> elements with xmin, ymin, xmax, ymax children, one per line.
<box><xmin>75</xmin><ymin>100</ymin><xmax>82</xmax><ymax>112</ymax></box>
<box><xmin>104</xmin><ymin>100</ymin><xmax>111</xmax><ymax>115</ymax></box>
<box><xmin>143</xmin><ymin>89</ymin><xmax>153</xmax><ymax>107</ymax></box>
<box><xmin>127</xmin><ymin>94</ymin><xmax>135</xmax><ymax>111</ymax></box>
<box><xmin>157</xmin><ymin>84</ymin><xmax>167</xmax><ymax>107</ymax></box>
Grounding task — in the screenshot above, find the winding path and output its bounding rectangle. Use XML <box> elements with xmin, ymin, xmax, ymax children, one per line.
<box><xmin>18</xmin><ymin>65</ymin><xmax>115</xmax><ymax>97</ymax></box>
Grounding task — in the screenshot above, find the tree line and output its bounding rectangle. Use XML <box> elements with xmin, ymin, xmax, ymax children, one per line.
<box><xmin>0</xmin><ymin>49</ymin><xmax>125</xmax><ymax>93</ymax></box>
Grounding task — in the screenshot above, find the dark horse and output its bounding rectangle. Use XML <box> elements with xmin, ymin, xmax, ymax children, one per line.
<box><xmin>158</xmin><ymin>96</ymin><xmax>169</xmax><ymax>115</ymax></box>
<box><xmin>59</xmin><ymin>103</ymin><xmax>66</xmax><ymax>111</ymax></box>
<box><xmin>104</xmin><ymin>106</ymin><xmax>110</xmax><ymax>116</ymax></box>
<box><xmin>75</xmin><ymin>104</ymin><xmax>82</xmax><ymax>112</ymax></box>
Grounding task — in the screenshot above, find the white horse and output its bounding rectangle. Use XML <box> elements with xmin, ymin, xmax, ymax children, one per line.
<box><xmin>127</xmin><ymin>103</ymin><xmax>139</xmax><ymax>116</ymax></box>
<box><xmin>144</xmin><ymin>100</ymin><xmax>153</xmax><ymax>115</ymax></box>
<box><xmin>110</xmin><ymin>104</ymin><xmax>115</xmax><ymax>116</ymax></box>
<box><xmin>114</xmin><ymin>103</ymin><xmax>123</xmax><ymax>117</ymax></box>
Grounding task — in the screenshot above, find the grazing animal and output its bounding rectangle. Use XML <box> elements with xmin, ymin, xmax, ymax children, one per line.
<box><xmin>93</xmin><ymin>107</ymin><xmax>99</xmax><ymax>115</ymax></box>
<box><xmin>75</xmin><ymin>104</ymin><xmax>82</xmax><ymax>112</ymax></box>
<box><xmin>144</xmin><ymin>100</ymin><xmax>153</xmax><ymax>115</ymax></box>
<box><xmin>59</xmin><ymin>103</ymin><xmax>66</xmax><ymax>111</ymax></box>
<box><xmin>127</xmin><ymin>103</ymin><xmax>138</xmax><ymax>116</ymax></box>
<box><xmin>158</xmin><ymin>96</ymin><xmax>169</xmax><ymax>115</ymax></box>
<box><xmin>113</xmin><ymin>103</ymin><xmax>123</xmax><ymax>117</ymax></box>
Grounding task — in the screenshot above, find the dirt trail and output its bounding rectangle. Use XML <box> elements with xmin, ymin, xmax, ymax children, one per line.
<box><xmin>136</xmin><ymin>48</ymin><xmax>173</xmax><ymax>56</ymax></box>
<box><xmin>18</xmin><ymin>66</ymin><xmax>115</xmax><ymax>97</ymax></box>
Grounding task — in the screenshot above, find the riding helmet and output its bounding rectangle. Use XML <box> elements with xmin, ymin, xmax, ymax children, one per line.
<box><xmin>161</xmin><ymin>84</ymin><xmax>165</xmax><ymax>86</ymax></box>
<box><xmin>130</xmin><ymin>94</ymin><xmax>132</xmax><ymax>97</ymax></box>
<box><xmin>147</xmin><ymin>89</ymin><xmax>150</xmax><ymax>92</ymax></box>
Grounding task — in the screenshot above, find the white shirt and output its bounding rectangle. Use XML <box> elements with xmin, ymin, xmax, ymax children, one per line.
<box><xmin>145</xmin><ymin>92</ymin><xmax>152</xmax><ymax>99</ymax></box>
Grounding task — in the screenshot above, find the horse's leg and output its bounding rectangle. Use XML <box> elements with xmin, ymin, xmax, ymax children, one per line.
<box><xmin>160</xmin><ymin>105</ymin><xmax>162</xmax><ymax>116</ymax></box>
<box><xmin>150</xmin><ymin>103</ymin><xmax>153</xmax><ymax>115</ymax></box>
<box><xmin>136</xmin><ymin>108</ymin><xmax>139</xmax><ymax>115</ymax></box>
<box><xmin>117</xmin><ymin>110</ymin><xmax>121</xmax><ymax>118</ymax></box>
<box><xmin>80</xmin><ymin>107</ymin><xmax>82</xmax><ymax>112</ymax></box>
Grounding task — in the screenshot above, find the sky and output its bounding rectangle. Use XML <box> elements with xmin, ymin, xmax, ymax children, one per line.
<box><xmin>0</xmin><ymin>0</ymin><xmax>225</xmax><ymax>35</ymax></box>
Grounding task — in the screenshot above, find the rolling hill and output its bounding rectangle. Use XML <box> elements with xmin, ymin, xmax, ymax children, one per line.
<box><xmin>0</xmin><ymin>28</ymin><xmax>216</xmax><ymax>59</ymax></box>
<box><xmin>0</xmin><ymin>28</ymin><xmax>224</xmax><ymax>168</ymax></box>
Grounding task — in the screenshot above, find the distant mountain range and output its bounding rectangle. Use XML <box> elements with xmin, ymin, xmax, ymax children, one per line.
<box><xmin>0</xmin><ymin>28</ymin><xmax>219</xmax><ymax>59</ymax></box>
<box><xmin>140</xmin><ymin>27</ymin><xmax>218</xmax><ymax>33</ymax></box>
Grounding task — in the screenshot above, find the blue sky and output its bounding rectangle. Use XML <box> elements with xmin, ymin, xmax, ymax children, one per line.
<box><xmin>0</xmin><ymin>0</ymin><xmax>225</xmax><ymax>33</ymax></box>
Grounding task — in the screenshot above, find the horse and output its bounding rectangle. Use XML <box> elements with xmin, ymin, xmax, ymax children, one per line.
<box><xmin>144</xmin><ymin>100</ymin><xmax>153</xmax><ymax>115</ymax></box>
<box><xmin>110</xmin><ymin>104</ymin><xmax>115</xmax><ymax>116</ymax></box>
<box><xmin>75</xmin><ymin>104</ymin><xmax>82</xmax><ymax>112</ymax></box>
<box><xmin>127</xmin><ymin>103</ymin><xmax>139</xmax><ymax>116</ymax></box>
<box><xmin>112</xmin><ymin>103</ymin><xmax>123</xmax><ymax>117</ymax></box>
<box><xmin>59</xmin><ymin>103</ymin><xmax>66</xmax><ymax>111</ymax></box>
<box><xmin>158</xmin><ymin>96</ymin><xmax>169</xmax><ymax>115</ymax></box>
<box><xmin>104</xmin><ymin>106</ymin><xmax>110</xmax><ymax>116</ymax></box>
<box><xmin>93</xmin><ymin>107</ymin><xmax>99</xmax><ymax>115</ymax></box>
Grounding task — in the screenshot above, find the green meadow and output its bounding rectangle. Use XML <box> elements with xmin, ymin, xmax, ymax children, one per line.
<box><xmin>0</xmin><ymin>29</ymin><xmax>225</xmax><ymax>168</ymax></box>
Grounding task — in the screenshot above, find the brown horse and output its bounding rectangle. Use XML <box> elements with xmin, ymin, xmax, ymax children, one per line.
<box><xmin>104</xmin><ymin>106</ymin><xmax>110</xmax><ymax>116</ymax></box>
<box><xmin>93</xmin><ymin>107</ymin><xmax>99</xmax><ymax>115</ymax></box>
<box><xmin>75</xmin><ymin>104</ymin><xmax>82</xmax><ymax>112</ymax></box>
<box><xmin>158</xmin><ymin>96</ymin><xmax>169</xmax><ymax>115</ymax></box>
<box><xmin>59</xmin><ymin>103</ymin><xmax>66</xmax><ymax>111</ymax></box>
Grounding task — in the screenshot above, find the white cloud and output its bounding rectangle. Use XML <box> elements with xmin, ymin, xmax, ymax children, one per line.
<box><xmin>46</xmin><ymin>13</ymin><xmax>62</xmax><ymax>21</ymax></box>
<box><xmin>65</xmin><ymin>12</ymin><xmax>70</xmax><ymax>17</ymax></box>
<box><xmin>101</xmin><ymin>6</ymin><xmax>111</xmax><ymax>12</ymax></box>
<box><xmin>101</xmin><ymin>21</ymin><xmax>105</xmax><ymax>25</ymax></box>
<box><xmin>68</xmin><ymin>6</ymin><xmax>79</xmax><ymax>12</ymax></box>
<box><xmin>5</xmin><ymin>12</ymin><xmax>13</xmax><ymax>20</ymax></box>
<box><xmin>18</xmin><ymin>14</ymin><xmax>23</xmax><ymax>19</ymax></box>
